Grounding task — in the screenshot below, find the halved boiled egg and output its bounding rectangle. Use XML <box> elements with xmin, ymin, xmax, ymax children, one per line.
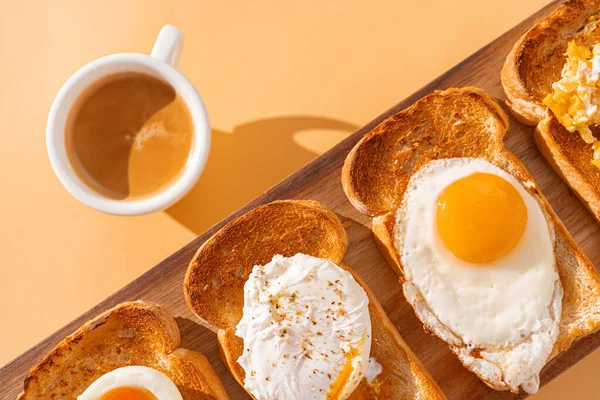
<box><xmin>78</xmin><ymin>366</ymin><xmax>183</xmax><ymax>400</ymax></box>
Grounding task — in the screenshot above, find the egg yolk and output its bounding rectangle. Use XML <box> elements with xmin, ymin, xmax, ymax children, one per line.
<box><xmin>436</xmin><ymin>172</ymin><xmax>527</xmax><ymax>263</ymax></box>
<box><xmin>99</xmin><ymin>387</ymin><xmax>158</xmax><ymax>400</ymax></box>
<box><xmin>327</xmin><ymin>346</ymin><xmax>359</xmax><ymax>400</ymax></box>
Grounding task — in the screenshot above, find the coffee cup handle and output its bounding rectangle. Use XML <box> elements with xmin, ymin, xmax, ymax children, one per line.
<box><xmin>151</xmin><ymin>25</ymin><xmax>184</xmax><ymax>67</ymax></box>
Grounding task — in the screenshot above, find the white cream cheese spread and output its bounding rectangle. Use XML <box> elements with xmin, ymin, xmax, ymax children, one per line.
<box><xmin>235</xmin><ymin>253</ymin><xmax>372</xmax><ymax>400</ymax></box>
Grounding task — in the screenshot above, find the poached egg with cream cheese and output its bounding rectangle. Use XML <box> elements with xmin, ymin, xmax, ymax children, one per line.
<box><xmin>235</xmin><ymin>253</ymin><xmax>372</xmax><ymax>400</ymax></box>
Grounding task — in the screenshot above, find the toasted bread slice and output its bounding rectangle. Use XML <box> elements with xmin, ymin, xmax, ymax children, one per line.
<box><xmin>342</xmin><ymin>87</ymin><xmax>600</xmax><ymax>392</ymax></box>
<box><xmin>501</xmin><ymin>0</ymin><xmax>600</xmax><ymax>125</ymax></box>
<box><xmin>184</xmin><ymin>199</ymin><xmax>446</xmax><ymax>399</ymax></box>
<box><xmin>18</xmin><ymin>301</ymin><xmax>229</xmax><ymax>400</ymax></box>
<box><xmin>535</xmin><ymin>114</ymin><xmax>600</xmax><ymax>221</ymax></box>
<box><xmin>502</xmin><ymin>0</ymin><xmax>600</xmax><ymax>222</ymax></box>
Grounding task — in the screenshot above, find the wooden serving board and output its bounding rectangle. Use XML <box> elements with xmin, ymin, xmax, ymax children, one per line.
<box><xmin>3</xmin><ymin>1</ymin><xmax>599</xmax><ymax>399</ymax></box>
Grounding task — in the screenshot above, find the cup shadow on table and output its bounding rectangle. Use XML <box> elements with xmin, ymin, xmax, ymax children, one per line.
<box><xmin>166</xmin><ymin>116</ymin><xmax>359</xmax><ymax>234</ymax></box>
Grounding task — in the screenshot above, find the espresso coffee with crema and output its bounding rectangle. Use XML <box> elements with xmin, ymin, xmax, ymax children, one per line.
<box><xmin>66</xmin><ymin>72</ymin><xmax>194</xmax><ymax>200</ymax></box>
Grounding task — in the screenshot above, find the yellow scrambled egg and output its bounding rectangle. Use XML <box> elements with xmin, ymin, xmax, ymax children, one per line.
<box><xmin>543</xmin><ymin>41</ymin><xmax>600</xmax><ymax>167</ymax></box>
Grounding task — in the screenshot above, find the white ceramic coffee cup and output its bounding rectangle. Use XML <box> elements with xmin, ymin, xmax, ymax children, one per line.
<box><xmin>46</xmin><ymin>25</ymin><xmax>210</xmax><ymax>216</ymax></box>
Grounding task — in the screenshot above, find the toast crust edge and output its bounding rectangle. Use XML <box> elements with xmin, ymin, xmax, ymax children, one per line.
<box><xmin>185</xmin><ymin>199</ymin><xmax>447</xmax><ymax>400</ymax></box>
<box><xmin>18</xmin><ymin>301</ymin><xmax>229</xmax><ymax>400</ymax></box>
<box><xmin>535</xmin><ymin>115</ymin><xmax>600</xmax><ymax>222</ymax></box>
<box><xmin>342</xmin><ymin>87</ymin><xmax>509</xmax><ymax>218</ymax></box>
<box><xmin>500</xmin><ymin>0</ymin><xmax>600</xmax><ymax>125</ymax></box>
<box><xmin>342</xmin><ymin>86</ymin><xmax>600</xmax><ymax>393</ymax></box>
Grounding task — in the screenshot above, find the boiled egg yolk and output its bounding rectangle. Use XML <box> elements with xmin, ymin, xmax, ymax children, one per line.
<box><xmin>436</xmin><ymin>172</ymin><xmax>527</xmax><ymax>263</ymax></box>
<box><xmin>100</xmin><ymin>387</ymin><xmax>158</xmax><ymax>400</ymax></box>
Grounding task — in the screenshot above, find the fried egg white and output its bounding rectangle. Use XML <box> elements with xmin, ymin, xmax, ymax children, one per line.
<box><xmin>235</xmin><ymin>253</ymin><xmax>372</xmax><ymax>400</ymax></box>
<box><xmin>395</xmin><ymin>158</ymin><xmax>562</xmax><ymax>394</ymax></box>
<box><xmin>78</xmin><ymin>366</ymin><xmax>183</xmax><ymax>400</ymax></box>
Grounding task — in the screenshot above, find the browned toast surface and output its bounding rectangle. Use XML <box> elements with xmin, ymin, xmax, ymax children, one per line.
<box><xmin>502</xmin><ymin>0</ymin><xmax>600</xmax><ymax>223</ymax></box>
<box><xmin>342</xmin><ymin>87</ymin><xmax>600</xmax><ymax>391</ymax></box>
<box><xmin>184</xmin><ymin>200</ymin><xmax>446</xmax><ymax>399</ymax></box>
<box><xmin>349</xmin><ymin>265</ymin><xmax>444</xmax><ymax>399</ymax></box>
<box><xmin>342</xmin><ymin>87</ymin><xmax>508</xmax><ymax>217</ymax></box>
<box><xmin>18</xmin><ymin>301</ymin><xmax>229</xmax><ymax>400</ymax></box>
<box><xmin>535</xmin><ymin>114</ymin><xmax>600</xmax><ymax>219</ymax></box>
<box><xmin>184</xmin><ymin>199</ymin><xmax>347</xmax><ymax>331</ymax></box>
<box><xmin>502</xmin><ymin>0</ymin><xmax>600</xmax><ymax>125</ymax></box>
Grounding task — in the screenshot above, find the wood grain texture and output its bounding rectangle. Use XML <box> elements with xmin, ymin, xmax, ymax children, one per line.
<box><xmin>2</xmin><ymin>1</ymin><xmax>598</xmax><ymax>399</ymax></box>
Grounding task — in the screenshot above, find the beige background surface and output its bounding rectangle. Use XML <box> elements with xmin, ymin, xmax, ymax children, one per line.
<box><xmin>0</xmin><ymin>0</ymin><xmax>598</xmax><ymax>398</ymax></box>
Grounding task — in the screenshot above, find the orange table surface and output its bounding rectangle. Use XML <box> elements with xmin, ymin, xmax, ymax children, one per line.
<box><xmin>1</xmin><ymin>1</ymin><xmax>598</xmax><ymax>398</ymax></box>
